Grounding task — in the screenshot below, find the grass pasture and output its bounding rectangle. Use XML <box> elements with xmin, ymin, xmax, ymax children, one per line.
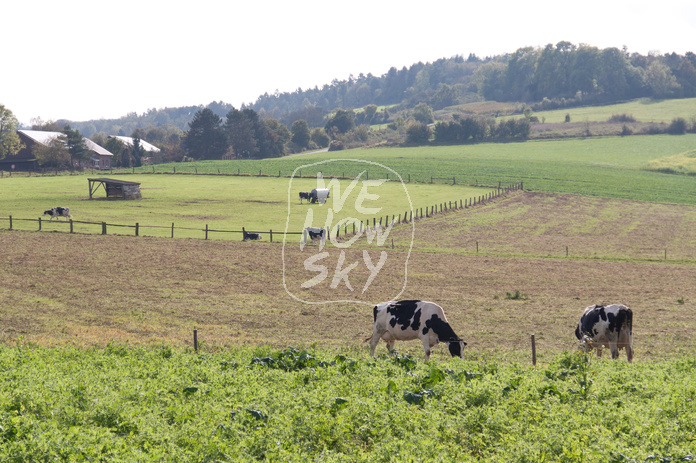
<box><xmin>0</xmin><ymin>174</ymin><xmax>492</xmax><ymax>240</ymax></box>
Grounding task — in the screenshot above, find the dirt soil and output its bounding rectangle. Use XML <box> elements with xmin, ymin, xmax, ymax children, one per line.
<box><xmin>1</xmin><ymin>191</ymin><xmax>695</xmax><ymax>362</ymax></box>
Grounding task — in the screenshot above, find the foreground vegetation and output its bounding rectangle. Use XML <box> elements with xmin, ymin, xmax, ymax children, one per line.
<box><xmin>1</xmin><ymin>343</ymin><xmax>694</xmax><ymax>462</ymax></box>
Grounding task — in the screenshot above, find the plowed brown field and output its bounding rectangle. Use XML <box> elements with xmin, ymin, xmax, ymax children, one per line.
<box><xmin>2</xmin><ymin>191</ymin><xmax>695</xmax><ymax>362</ymax></box>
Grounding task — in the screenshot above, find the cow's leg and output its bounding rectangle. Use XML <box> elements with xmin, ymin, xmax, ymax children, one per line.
<box><xmin>369</xmin><ymin>329</ymin><xmax>385</xmax><ymax>357</ymax></box>
<box><xmin>385</xmin><ymin>340</ymin><xmax>395</xmax><ymax>353</ymax></box>
<box><xmin>421</xmin><ymin>338</ymin><xmax>432</xmax><ymax>362</ymax></box>
<box><xmin>626</xmin><ymin>344</ymin><xmax>634</xmax><ymax>363</ymax></box>
<box><xmin>595</xmin><ymin>347</ymin><xmax>602</xmax><ymax>358</ymax></box>
<box><xmin>609</xmin><ymin>342</ymin><xmax>619</xmax><ymax>360</ymax></box>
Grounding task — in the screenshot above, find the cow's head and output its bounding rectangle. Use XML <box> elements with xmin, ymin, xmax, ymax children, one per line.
<box><xmin>447</xmin><ymin>340</ymin><xmax>467</xmax><ymax>358</ymax></box>
<box><xmin>577</xmin><ymin>334</ymin><xmax>593</xmax><ymax>353</ymax></box>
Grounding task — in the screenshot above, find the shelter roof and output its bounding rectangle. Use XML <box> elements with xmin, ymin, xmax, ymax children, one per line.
<box><xmin>88</xmin><ymin>178</ymin><xmax>141</xmax><ymax>186</ymax></box>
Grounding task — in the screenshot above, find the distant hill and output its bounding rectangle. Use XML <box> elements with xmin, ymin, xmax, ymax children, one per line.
<box><xmin>64</xmin><ymin>42</ymin><xmax>695</xmax><ymax>138</ymax></box>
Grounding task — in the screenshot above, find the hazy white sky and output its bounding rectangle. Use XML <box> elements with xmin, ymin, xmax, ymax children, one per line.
<box><xmin>3</xmin><ymin>0</ymin><xmax>695</xmax><ymax>125</ymax></box>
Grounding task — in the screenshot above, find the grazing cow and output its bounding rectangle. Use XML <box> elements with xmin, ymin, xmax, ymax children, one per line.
<box><xmin>309</xmin><ymin>188</ymin><xmax>330</xmax><ymax>204</ymax></box>
<box><xmin>242</xmin><ymin>228</ymin><xmax>262</xmax><ymax>241</ymax></box>
<box><xmin>366</xmin><ymin>300</ymin><xmax>466</xmax><ymax>361</ymax></box>
<box><xmin>575</xmin><ymin>304</ymin><xmax>633</xmax><ymax>362</ymax></box>
<box><xmin>299</xmin><ymin>192</ymin><xmax>311</xmax><ymax>204</ymax></box>
<box><xmin>303</xmin><ymin>227</ymin><xmax>326</xmax><ymax>244</ymax></box>
<box><xmin>43</xmin><ymin>207</ymin><xmax>72</xmax><ymax>221</ymax></box>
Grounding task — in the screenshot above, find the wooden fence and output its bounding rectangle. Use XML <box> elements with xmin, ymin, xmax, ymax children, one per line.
<box><xmin>0</xmin><ymin>183</ymin><xmax>523</xmax><ymax>242</ymax></box>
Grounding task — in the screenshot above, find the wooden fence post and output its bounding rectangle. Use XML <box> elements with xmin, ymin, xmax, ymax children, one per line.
<box><xmin>9</xmin><ymin>215</ymin><xmax>12</xmax><ymax>230</ymax></box>
<box><xmin>193</xmin><ymin>329</ymin><xmax>198</xmax><ymax>352</ymax></box>
<box><xmin>171</xmin><ymin>223</ymin><xmax>174</xmax><ymax>238</ymax></box>
<box><xmin>70</xmin><ymin>219</ymin><xmax>73</xmax><ymax>234</ymax></box>
<box><xmin>101</xmin><ymin>222</ymin><xmax>107</xmax><ymax>235</ymax></box>
<box><xmin>270</xmin><ymin>229</ymin><xmax>273</xmax><ymax>243</ymax></box>
<box><xmin>531</xmin><ymin>334</ymin><xmax>537</xmax><ymax>366</ymax></box>
<box><xmin>38</xmin><ymin>217</ymin><xmax>42</xmax><ymax>231</ymax></box>
<box><xmin>205</xmin><ymin>224</ymin><xmax>208</xmax><ymax>240</ymax></box>
<box><xmin>135</xmin><ymin>223</ymin><xmax>139</xmax><ymax>237</ymax></box>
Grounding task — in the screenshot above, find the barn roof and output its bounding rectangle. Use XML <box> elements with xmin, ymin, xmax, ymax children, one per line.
<box><xmin>108</xmin><ymin>136</ymin><xmax>161</xmax><ymax>152</ymax></box>
<box><xmin>17</xmin><ymin>130</ymin><xmax>113</xmax><ymax>156</ymax></box>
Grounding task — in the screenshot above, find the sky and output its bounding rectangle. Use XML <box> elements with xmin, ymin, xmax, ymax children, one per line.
<box><xmin>3</xmin><ymin>0</ymin><xmax>696</xmax><ymax>126</ymax></box>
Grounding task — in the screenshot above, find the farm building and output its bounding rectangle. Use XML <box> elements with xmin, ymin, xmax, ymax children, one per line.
<box><xmin>1</xmin><ymin>130</ymin><xmax>114</xmax><ymax>171</ymax></box>
<box><xmin>107</xmin><ymin>136</ymin><xmax>160</xmax><ymax>153</ymax></box>
<box><xmin>106</xmin><ymin>136</ymin><xmax>160</xmax><ymax>166</ymax></box>
<box><xmin>88</xmin><ymin>178</ymin><xmax>142</xmax><ymax>200</ymax></box>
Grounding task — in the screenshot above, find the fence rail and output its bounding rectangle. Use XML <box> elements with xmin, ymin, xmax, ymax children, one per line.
<box><xmin>1</xmin><ymin>183</ymin><xmax>522</xmax><ymax>242</ymax></box>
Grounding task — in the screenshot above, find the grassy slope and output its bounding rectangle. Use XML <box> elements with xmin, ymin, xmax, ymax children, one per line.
<box><xmin>140</xmin><ymin>134</ymin><xmax>696</xmax><ymax>204</ymax></box>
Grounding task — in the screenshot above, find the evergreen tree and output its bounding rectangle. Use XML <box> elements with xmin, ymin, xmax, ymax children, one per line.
<box><xmin>183</xmin><ymin>108</ymin><xmax>228</xmax><ymax>160</ymax></box>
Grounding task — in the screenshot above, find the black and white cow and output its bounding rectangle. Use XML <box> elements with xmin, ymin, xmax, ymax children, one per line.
<box><xmin>299</xmin><ymin>192</ymin><xmax>311</xmax><ymax>204</ymax></box>
<box><xmin>366</xmin><ymin>300</ymin><xmax>466</xmax><ymax>361</ymax></box>
<box><xmin>303</xmin><ymin>227</ymin><xmax>326</xmax><ymax>244</ymax></box>
<box><xmin>43</xmin><ymin>207</ymin><xmax>72</xmax><ymax>221</ymax></box>
<box><xmin>575</xmin><ymin>304</ymin><xmax>633</xmax><ymax>362</ymax></box>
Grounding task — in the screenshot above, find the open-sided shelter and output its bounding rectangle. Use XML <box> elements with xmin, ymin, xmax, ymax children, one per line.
<box><xmin>88</xmin><ymin>178</ymin><xmax>142</xmax><ymax>200</ymax></box>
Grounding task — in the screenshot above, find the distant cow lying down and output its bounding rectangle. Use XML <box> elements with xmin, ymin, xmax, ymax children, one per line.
<box><xmin>575</xmin><ymin>304</ymin><xmax>633</xmax><ymax>362</ymax></box>
<box><xmin>366</xmin><ymin>300</ymin><xmax>466</xmax><ymax>361</ymax></box>
<box><xmin>43</xmin><ymin>207</ymin><xmax>72</xmax><ymax>221</ymax></box>
<box><xmin>242</xmin><ymin>228</ymin><xmax>261</xmax><ymax>241</ymax></box>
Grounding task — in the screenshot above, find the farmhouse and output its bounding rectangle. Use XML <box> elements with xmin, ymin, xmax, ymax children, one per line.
<box><xmin>88</xmin><ymin>178</ymin><xmax>142</xmax><ymax>200</ymax></box>
<box><xmin>1</xmin><ymin>130</ymin><xmax>114</xmax><ymax>171</ymax></box>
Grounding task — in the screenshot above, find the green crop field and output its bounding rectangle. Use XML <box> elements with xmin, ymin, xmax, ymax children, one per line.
<box><xmin>1</xmin><ymin>344</ymin><xmax>695</xmax><ymax>462</ymax></box>
<box><xmin>532</xmin><ymin>97</ymin><xmax>696</xmax><ymax>124</ymax></box>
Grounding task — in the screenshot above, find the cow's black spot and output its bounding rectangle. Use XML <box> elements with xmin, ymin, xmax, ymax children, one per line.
<box><xmin>422</xmin><ymin>326</ymin><xmax>430</xmax><ymax>335</ymax></box>
<box><xmin>425</xmin><ymin>314</ymin><xmax>460</xmax><ymax>342</ymax></box>
<box><xmin>386</xmin><ymin>300</ymin><xmax>420</xmax><ymax>331</ymax></box>
<box><xmin>411</xmin><ymin>309</ymin><xmax>421</xmax><ymax>331</ymax></box>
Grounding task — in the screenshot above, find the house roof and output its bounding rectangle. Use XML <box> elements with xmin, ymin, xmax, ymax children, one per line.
<box><xmin>109</xmin><ymin>136</ymin><xmax>161</xmax><ymax>153</ymax></box>
<box><xmin>18</xmin><ymin>130</ymin><xmax>113</xmax><ymax>157</ymax></box>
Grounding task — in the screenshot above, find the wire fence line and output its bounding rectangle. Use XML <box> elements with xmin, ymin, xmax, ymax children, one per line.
<box><xmin>1</xmin><ymin>183</ymin><xmax>523</xmax><ymax>242</ymax></box>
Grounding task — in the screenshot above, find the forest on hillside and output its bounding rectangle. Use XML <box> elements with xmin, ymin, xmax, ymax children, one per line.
<box><xmin>10</xmin><ymin>42</ymin><xmax>694</xmax><ymax>166</ymax></box>
<box><xmin>59</xmin><ymin>42</ymin><xmax>696</xmax><ymax>139</ymax></box>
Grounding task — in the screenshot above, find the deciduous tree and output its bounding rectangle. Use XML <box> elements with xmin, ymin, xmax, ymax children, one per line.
<box><xmin>290</xmin><ymin>120</ymin><xmax>311</xmax><ymax>150</ymax></box>
<box><xmin>0</xmin><ymin>105</ymin><xmax>23</xmax><ymax>160</ymax></box>
<box><xmin>33</xmin><ymin>136</ymin><xmax>70</xmax><ymax>168</ymax></box>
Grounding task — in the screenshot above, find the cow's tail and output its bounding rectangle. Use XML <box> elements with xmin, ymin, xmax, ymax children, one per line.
<box><xmin>363</xmin><ymin>305</ymin><xmax>380</xmax><ymax>343</ymax></box>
